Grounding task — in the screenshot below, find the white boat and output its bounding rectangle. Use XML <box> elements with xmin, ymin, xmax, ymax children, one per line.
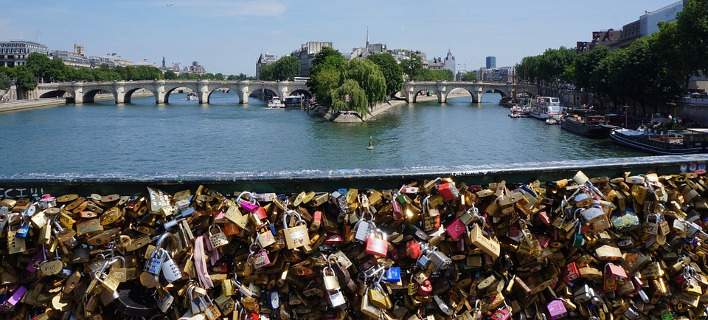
<box><xmin>266</xmin><ymin>97</ymin><xmax>285</xmax><ymax>109</ymax></box>
<box><xmin>186</xmin><ymin>92</ymin><xmax>198</xmax><ymax>101</ymax></box>
<box><xmin>529</xmin><ymin>97</ymin><xmax>562</xmax><ymax>120</ymax></box>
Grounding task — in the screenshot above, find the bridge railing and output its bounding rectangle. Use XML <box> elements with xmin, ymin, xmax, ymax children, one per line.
<box><xmin>0</xmin><ymin>155</ymin><xmax>704</xmax><ymax>195</ymax></box>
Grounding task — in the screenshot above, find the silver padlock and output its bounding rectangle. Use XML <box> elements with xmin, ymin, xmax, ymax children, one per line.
<box><xmin>158</xmin><ymin>291</ymin><xmax>175</xmax><ymax>313</ymax></box>
<box><xmin>354</xmin><ymin>213</ymin><xmax>374</xmax><ymax>242</ymax></box>
<box><xmin>323</xmin><ymin>266</ymin><xmax>340</xmax><ymax>291</ymax></box>
<box><xmin>428</xmin><ymin>248</ymin><xmax>451</xmax><ymax>271</ymax></box>
<box><xmin>146</xmin><ymin>248</ymin><xmax>165</xmax><ymax>275</ymax></box>
<box><xmin>162</xmin><ymin>254</ymin><xmax>182</xmax><ymax>283</ymax></box>
<box><xmin>328</xmin><ymin>289</ymin><xmax>346</xmax><ymax>307</ymax></box>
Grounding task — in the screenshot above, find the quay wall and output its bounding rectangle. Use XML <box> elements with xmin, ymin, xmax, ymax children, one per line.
<box><xmin>1</xmin><ymin>154</ymin><xmax>705</xmax><ymax>196</ymax></box>
<box><xmin>0</xmin><ymin>89</ymin><xmax>157</xmax><ymax>113</ymax></box>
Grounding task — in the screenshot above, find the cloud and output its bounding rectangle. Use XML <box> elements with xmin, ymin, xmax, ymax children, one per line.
<box><xmin>154</xmin><ymin>0</ymin><xmax>286</xmax><ymax>17</ymax></box>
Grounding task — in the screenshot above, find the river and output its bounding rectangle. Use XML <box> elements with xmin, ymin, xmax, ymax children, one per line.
<box><xmin>0</xmin><ymin>92</ymin><xmax>646</xmax><ymax>178</ymax></box>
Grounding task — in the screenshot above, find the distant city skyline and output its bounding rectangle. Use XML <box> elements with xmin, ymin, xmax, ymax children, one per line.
<box><xmin>0</xmin><ymin>0</ymin><xmax>674</xmax><ymax>75</ymax></box>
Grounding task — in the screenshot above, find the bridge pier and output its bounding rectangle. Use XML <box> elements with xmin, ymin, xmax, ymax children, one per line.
<box><xmin>154</xmin><ymin>80</ymin><xmax>166</xmax><ymax>105</ymax></box>
<box><xmin>114</xmin><ymin>82</ymin><xmax>126</xmax><ymax>104</ymax></box>
<box><xmin>72</xmin><ymin>86</ymin><xmax>84</xmax><ymax>105</ymax></box>
<box><xmin>239</xmin><ymin>89</ymin><xmax>249</xmax><ymax>105</ymax></box>
<box><xmin>198</xmin><ymin>80</ymin><xmax>209</xmax><ymax>105</ymax></box>
<box><xmin>437</xmin><ymin>91</ymin><xmax>447</xmax><ymax>104</ymax></box>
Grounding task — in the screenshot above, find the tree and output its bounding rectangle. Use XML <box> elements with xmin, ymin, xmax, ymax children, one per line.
<box><xmin>346</xmin><ymin>59</ymin><xmax>386</xmax><ymax>106</ymax></box>
<box><xmin>676</xmin><ymin>0</ymin><xmax>708</xmax><ymax>75</ymax></box>
<box><xmin>330</xmin><ymin>79</ymin><xmax>368</xmax><ymax>115</ymax></box>
<box><xmin>0</xmin><ymin>72</ymin><xmax>10</xmax><ymax>90</ymax></box>
<box><xmin>573</xmin><ymin>46</ymin><xmax>609</xmax><ymax>92</ymax></box>
<box><xmin>400</xmin><ymin>55</ymin><xmax>423</xmax><ymax>80</ymax></box>
<box><xmin>308</xmin><ymin>48</ymin><xmax>347</xmax><ymax>106</ymax></box>
<box><xmin>14</xmin><ymin>67</ymin><xmax>37</xmax><ymax>91</ymax></box>
<box><xmin>367</xmin><ymin>53</ymin><xmax>403</xmax><ymax>97</ymax></box>
<box><xmin>164</xmin><ymin>71</ymin><xmax>177</xmax><ymax>80</ymax></box>
<box><xmin>309</xmin><ymin>66</ymin><xmax>341</xmax><ymax>106</ymax></box>
<box><xmin>416</xmin><ymin>69</ymin><xmax>454</xmax><ymax>81</ymax></box>
<box><xmin>272</xmin><ymin>56</ymin><xmax>300</xmax><ymax>81</ymax></box>
<box><xmin>460</xmin><ymin>71</ymin><xmax>477</xmax><ymax>82</ymax></box>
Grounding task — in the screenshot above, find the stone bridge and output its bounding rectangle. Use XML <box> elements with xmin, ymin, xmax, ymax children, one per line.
<box><xmin>403</xmin><ymin>81</ymin><xmax>538</xmax><ymax>103</ymax></box>
<box><xmin>36</xmin><ymin>80</ymin><xmax>311</xmax><ymax>105</ymax></box>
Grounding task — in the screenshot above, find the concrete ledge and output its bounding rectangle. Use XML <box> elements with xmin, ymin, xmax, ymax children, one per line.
<box><xmin>1</xmin><ymin>154</ymin><xmax>706</xmax><ymax>195</ymax></box>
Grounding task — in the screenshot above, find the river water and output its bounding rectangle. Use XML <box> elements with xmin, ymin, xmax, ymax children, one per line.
<box><xmin>0</xmin><ymin>92</ymin><xmax>646</xmax><ymax>178</ymax></box>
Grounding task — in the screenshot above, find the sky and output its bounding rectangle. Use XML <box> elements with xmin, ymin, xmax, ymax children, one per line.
<box><xmin>0</xmin><ymin>0</ymin><xmax>675</xmax><ymax>75</ymax></box>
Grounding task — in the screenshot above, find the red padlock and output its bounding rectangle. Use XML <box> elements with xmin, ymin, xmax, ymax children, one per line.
<box><xmin>254</xmin><ymin>207</ymin><xmax>268</xmax><ymax>221</ymax></box>
<box><xmin>437</xmin><ymin>182</ymin><xmax>459</xmax><ymax>201</ymax></box>
<box><xmin>406</xmin><ymin>240</ymin><xmax>422</xmax><ymax>259</ymax></box>
<box><xmin>417</xmin><ymin>279</ymin><xmax>433</xmax><ymax>296</ymax></box>
<box><xmin>564</xmin><ymin>262</ymin><xmax>580</xmax><ymax>284</ymax></box>
<box><xmin>491</xmin><ymin>307</ymin><xmax>512</xmax><ymax>320</ymax></box>
<box><xmin>365</xmin><ymin>230</ymin><xmax>388</xmax><ymax>257</ymax></box>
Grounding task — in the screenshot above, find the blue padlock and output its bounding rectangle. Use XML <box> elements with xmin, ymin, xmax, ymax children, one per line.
<box><xmin>384</xmin><ymin>266</ymin><xmax>401</xmax><ymax>283</ymax></box>
<box><xmin>16</xmin><ymin>223</ymin><xmax>30</xmax><ymax>238</ymax></box>
<box><xmin>416</xmin><ymin>254</ymin><xmax>430</xmax><ymax>269</ymax></box>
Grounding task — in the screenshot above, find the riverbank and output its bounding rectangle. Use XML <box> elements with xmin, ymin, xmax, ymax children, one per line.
<box><xmin>0</xmin><ymin>90</ymin><xmax>154</xmax><ymax>113</ymax></box>
<box><xmin>330</xmin><ymin>92</ymin><xmax>468</xmax><ymax>123</ymax></box>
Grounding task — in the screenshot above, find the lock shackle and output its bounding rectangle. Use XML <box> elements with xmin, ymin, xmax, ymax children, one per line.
<box><xmin>208</xmin><ymin>224</ymin><xmax>223</xmax><ymax>236</ymax></box>
<box><xmin>106</xmin><ymin>255</ymin><xmax>126</xmax><ymax>268</ymax></box>
<box><xmin>236</xmin><ymin>191</ymin><xmax>257</xmax><ymax>205</ymax></box>
<box><xmin>248</xmin><ymin>243</ymin><xmax>260</xmax><ymax>255</ymax></box>
<box><xmin>282</xmin><ymin>210</ymin><xmax>304</xmax><ymax>227</ymax></box>
<box><xmin>156</xmin><ymin>232</ymin><xmax>178</xmax><ymax>250</ymax></box>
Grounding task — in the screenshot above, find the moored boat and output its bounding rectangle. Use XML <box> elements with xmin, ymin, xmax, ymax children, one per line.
<box><xmin>266</xmin><ymin>97</ymin><xmax>285</xmax><ymax>109</ymax></box>
<box><xmin>529</xmin><ymin>96</ymin><xmax>562</xmax><ymax>120</ymax></box>
<box><xmin>561</xmin><ymin>115</ymin><xmax>615</xmax><ymax>139</ymax></box>
<box><xmin>610</xmin><ymin>128</ymin><xmax>708</xmax><ymax>155</ymax></box>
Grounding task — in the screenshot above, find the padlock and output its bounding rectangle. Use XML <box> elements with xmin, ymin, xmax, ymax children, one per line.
<box><xmin>427</xmin><ymin>248</ymin><xmax>451</xmax><ymax>272</ymax></box>
<box><xmin>282</xmin><ymin>210</ymin><xmax>310</xmax><ymax>249</ymax></box>
<box><xmin>237</xmin><ymin>191</ymin><xmax>260</xmax><ymax>213</ymax></box>
<box><xmin>207</xmin><ymin>225</ymin><xmax>229</xmax><ymax>248</ymax></box>
<box><xmin>250</xmin><ymin>245</ymin><xmax>271</xmax><ymax>269</ymax></box>
<box><xmin>437</xmin><ymin>181</ymin><xmax>459</xmax><ymax>201</ymax></box>
<box><xmin>365</xmin><ymin>229</ymin><xmax>388</xmax><ymax>257</ymax></box>
<box><xmin>323</xmin><ymin>266</ymin><xmax>340</xmax><ymax>291</ymax></box>
<box><xmin>256</xmin><ymin>222</ymin><xmax>276</xmax><ymax>248</ymax></box>
<box><xmin>407</xmin><ymin>240</ymin><xmax>422</xmax><ymax>259</ymax></box>
<box><xmin>383</xmin><ymin>266</ymin><xmax>401</xmax><ymax>283</ymax></box>
<box><xmin>547</xmin><ymin>299</ymin><xmax>568</xmax><ymax>319</ymax></box>
<box><xmin>354</xmin><ymin>213</ymin><xmax>374</xmax><ymax>242</ymax></box>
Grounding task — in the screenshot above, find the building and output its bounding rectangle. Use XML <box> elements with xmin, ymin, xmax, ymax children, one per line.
<box><xmin>256</xmin><ymin>52</ymin><xmax>278</xmax><ymax>80</ymax></box>
<box><xmin>640</xmin><ymin>1</ymin><xmax>684</xmax><ymax>36</ymax></box>
<box><xmin>188</xmin><ymin>61</ymin><xmax>206</xmax><ymax>75</ymax></box>
<box><xmin>50</xmin><ymin>49</ymin><xmax>91</xmax><ymax>68</ymax></box>
<box><xmin>485</xmin><ymin>56</ymin><xmax>496</xmax><ymax>69</ymax></box>
<box><xmin>0</xmin><ymin>41</ymin><xmax>49</xmax><ymax>67</ymax></box>
<box><xmin>577</xmin><ymin>0</ymin><xmax>684</xmax><ymax>51</ymax></box>
<box><xmin>291</xmin><ymin>41</ymin><xmax>332</xmax><ymax>77</ymax></box>
<box><xmin>88</xmin><ymin>56</ymin><xmax>116</xmax><ymax>68</ymax></box>
<box><xmin>427</xmin><ymin>50</ymin><xmax>456</xmax><ymax>75</ymax></box>
<box><xmin>478</xmin><ymin>66</ymin><xmax>513</xmax><ymax>83</ymax></box>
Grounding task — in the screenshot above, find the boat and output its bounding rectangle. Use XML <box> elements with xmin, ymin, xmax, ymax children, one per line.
<box><xmin>186</xmin><ymin>92</ymin><xmax>198</xmax><ymax>101</ymax></box>
<box><xmin>266</xmin><ymin>97</ymin><xmax>285</xmax><ymax>109</ymax></box>
<box><xmin>610</xmin><ymin>128</ymin><xmax>708</xmax><ymax>155</ymax></box>
<box><xmin>545</xmin><ymin>118</ymin><xmax>559</xmax><ymax>125</ymax></box>
<box><xmin>284</xmin><ymin>95</ymin><xmax>304</xmax><ymax>108</ymax></box>
<box><xmin>499</xmin><ymin>96</ymin><xmax>514</xmax><ymax>108</ymax></box>
<box><xmin>561</xmin><ymin>114</ymin><xmax>615</xmax><ymax>138</ymax></box>
<box><xmin>508</xmin><ymin>105</ymin><xmax>530</xmax><ymax>118</ymax></box>
<box><xmin>529</xmin><ymin>97</ymin><xmax>562</xmax><ymax>121</ymax></box>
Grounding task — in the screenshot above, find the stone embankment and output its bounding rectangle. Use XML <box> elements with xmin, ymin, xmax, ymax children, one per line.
<box><xmin>0</xmin><ymin>89</ymin><xmax>155</xmax><ymax>113</ymax></box>
<box><xmin>330</xmin><ymin>92</ymin><xmax>468</xmax><ymax>123</ymax></box>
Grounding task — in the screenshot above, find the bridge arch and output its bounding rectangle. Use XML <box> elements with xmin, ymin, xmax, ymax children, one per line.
<box><xmin>445</xmin><ymin>87</ymin><xmax>476</xmax><ymax>102</ymax></box>
<box><xmin>125</xmin><ymin>87</ymin><xmax>156</xmax><ymax>104</ymax></box>
<box><xmin>249</xmin><ymin>87</ymin><xmax>280</xmax><ymax>103</ymax></box>
<box><xmin>83</xmin><ymin>88</ymin><xmax>116</xmax><ymax>104</ymax></box>
<box><xmin>482</xmin><ymin>88</ymin><xmax>508</xmax><ymax>97</ymax></box>
<box><xmin>207</xmin><ymin>87</ymin><xmax>240</xmax><ymax>104</ymax></box>
<box><xmin>164</xmin><ymin>86</ymin><xmax>198</xmax><ymax>104</ymax></box>
<box><xmin>288</xmin><ymin>89</ymin><xmax>312</xmax><ymax>99</ymax></box>
<box><xmin>39</xmin><ymin>89</ymin><xmax>70</xmax><ymax>99</ymax></box>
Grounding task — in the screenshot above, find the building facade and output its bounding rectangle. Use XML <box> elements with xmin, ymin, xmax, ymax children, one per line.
<box><xmin>640</xmin><ymin>1</ymin><xmax>684</xmax><ymax>36</ymax></box>
<box><xmin>292</xmin><ymin>41</ymin><xmax>332</xmax><ymax>77</ymax></box>
<box><xmin>51</xmin><ymin>50</ymin><xmax>91</xmax><ymax>68</ymax></box>
<box><xmin>485</xmin><ymin>56</ymin><xmax>496</xmax><ymax>69</ymax></box>
<box><xmin>256</xmin><ymin>53</ymin><xmax>277</xmax><ymax>80</ymax></box>
<box><xmin>0</xmin><ymin>41</ymin><xmax>49</xmax><ymax>67</ymax></box>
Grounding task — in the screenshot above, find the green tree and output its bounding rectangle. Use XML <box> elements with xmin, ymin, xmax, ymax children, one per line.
<box><xmin>0</xmin><ymin>72</ymin><xmax>10</xmax><ymax>90</ymax></box>
<box><xmin>308</xmin><ymin>48</ymin><xmax>347</xmax><ymax>105</ymax></box>
<box><xmin>346</xmin><ymin>59</ymin><xmax>386</xmax><ymax>106</ymax></box>
<box><xmin>309</xmin><ymin>66</ymin><xmax>341</xmax><ymax>106</ymax></box>
<box><xmin>400</xmin><ymin>55</ymin><xmax>423</xmax><ymax>80</ymax></box>
<box><xmin>164</xmin><ymin>71</ymin><xmax>177</xmax><ymax>80</ymax></box>
<box><xmin>14</xmin><ymin>66</ymin><xmax>37</xmax><ymax>91</ymax></box>
<box><xmin>272</xmin><ymin>56</ymin><xmax>300</xmax><ymax>81</ymax></box>
<box><xmin>416</xmin><ymin>69</ymin><xmax>454</xmax><ymax>81</ymax></box>
<box><xmin>460</xmin><ymin>71</ymin><xmax>477</xmax><ymax>81</ymax></box>
<box><xmin>330</xmin><ymin>79</ymin><xmax>368</xmax><ymax>115</ymax></box>
<box><xmin>573</xmin><ymin>46</ymin><xmax>609</xmax><ymax>92</ymax></box>
<box><xmin>367</xmin><ymin>53</ymin><xmax>403</xmax><ymax>97</ymax></box>
<box><xmin>676</xmin><ymin>0</ymin><xmax>708</xmax><ymax>75</ymax></box>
